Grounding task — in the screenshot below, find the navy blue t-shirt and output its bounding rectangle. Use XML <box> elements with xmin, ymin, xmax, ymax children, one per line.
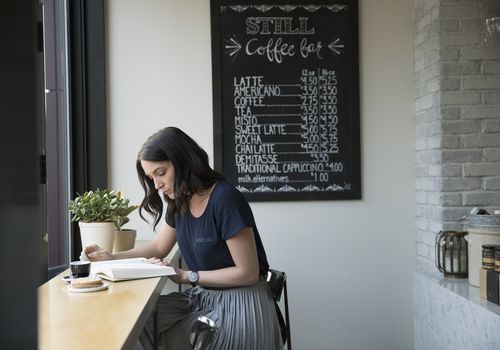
<box><xmin>168</xmin><ymin>180</ymin><xmax>269</xmax><ymax>276</ymax></box>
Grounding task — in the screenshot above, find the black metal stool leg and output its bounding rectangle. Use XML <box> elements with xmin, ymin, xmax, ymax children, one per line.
<box><xmin>284</xmin><ymin>280</ymin><xmax>292</xmax><ymax>350</ymax></box>
<box><xmin>190</xmin><ymin>316</ymin><xmax>217</xmax><ymax>350</ymax></box>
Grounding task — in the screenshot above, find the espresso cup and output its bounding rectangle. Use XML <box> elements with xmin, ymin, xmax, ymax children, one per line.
<box><xmin>70</xmin><ymin>261</ymin><xmax>91</xmax><ymax>278</ymax></box>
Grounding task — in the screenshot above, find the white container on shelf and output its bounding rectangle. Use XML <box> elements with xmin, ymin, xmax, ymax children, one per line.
<box><xmin>465</xmin><ymin>212</ymin><xmax>500</xmax><ymax>287</ymax></box>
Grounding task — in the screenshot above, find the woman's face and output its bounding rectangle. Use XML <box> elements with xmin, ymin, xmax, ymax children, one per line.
<box><xmin>141</xmin><ymin>160</ymin><xmax>176</xmax><ymax>199</ymax></box>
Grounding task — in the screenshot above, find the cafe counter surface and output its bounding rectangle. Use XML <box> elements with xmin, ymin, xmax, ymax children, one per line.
<box><xmin>38</xmin><ymin>271</ymin><xmax>167</xmax><ymax>350</ymax></box>
<box><xmin>414</xmin><ymin>270</ymin><xmax>500</xmax><ymax>350</ymax></box>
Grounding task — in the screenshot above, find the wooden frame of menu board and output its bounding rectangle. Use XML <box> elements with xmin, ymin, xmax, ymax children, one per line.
<box><xmin>211</xmin><ymin>0</ymin><xmax>361</xmax><ymax>201</ymax></box>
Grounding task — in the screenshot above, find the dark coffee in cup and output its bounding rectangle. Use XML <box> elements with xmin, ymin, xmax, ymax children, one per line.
<box><xmin>70</xmin><ymin>261</ymin><xmax>91</xmax><ymax>278</ymax></box>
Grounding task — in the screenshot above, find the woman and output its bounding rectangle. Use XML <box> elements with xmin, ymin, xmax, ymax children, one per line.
<box><xmin>84</xmin><ymin>127</ymin><xmax>283</xmax><ymax>350</ymax></box>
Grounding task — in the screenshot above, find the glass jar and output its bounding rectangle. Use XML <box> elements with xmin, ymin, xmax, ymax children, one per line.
<box><xmin>495</xmin><ymin>246</ymin><xmax>500</xmax><ymax>273</ymax></box>
<box><xmin>483</xmin><ymin>244</ymin><xmax>497</xmax><ymax>270</ymax></box>
<box><xmin>435</xmin><ymin>231</ymin><xmax>468</xmax><ymax>278</ymax></box>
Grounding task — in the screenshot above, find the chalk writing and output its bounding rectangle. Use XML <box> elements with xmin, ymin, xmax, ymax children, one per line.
<box><xmin>212</xmin><ymin>1</ymin><xmax>360</xmax><ymax>200</ymax></box>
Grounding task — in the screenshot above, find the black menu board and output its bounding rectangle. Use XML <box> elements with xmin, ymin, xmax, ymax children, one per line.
<box><xmin>211</xmin><ymin>1</ymin><xmax>361</xmax><ymax>201</ymax></box>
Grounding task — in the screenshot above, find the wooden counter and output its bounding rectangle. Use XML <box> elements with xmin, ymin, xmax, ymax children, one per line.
<box><xmin>38</xmin><ymin>271</ymin><xmax>167</xmax><ymax>350</ymax></box>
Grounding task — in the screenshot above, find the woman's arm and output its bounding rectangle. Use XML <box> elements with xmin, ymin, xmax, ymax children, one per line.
<box><xmin>84</xmin><ymin>223</ymin><xmax>177</xmax><ymax>261</ymax></box>
<box><xmin>175</xmin><ymin>227</ymin><xmax>260</xmax><ymax>288</ymax></box>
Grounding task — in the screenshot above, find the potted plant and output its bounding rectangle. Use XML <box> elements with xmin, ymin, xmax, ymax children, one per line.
<box><xmin>69</xmin><ymin>189</ymin><xmax>138</xmax><ymax>252</ymax></box>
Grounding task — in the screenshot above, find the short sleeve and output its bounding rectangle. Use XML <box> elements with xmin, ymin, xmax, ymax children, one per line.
<box><xmin>213</xmin><ymin>187</ymin><xmax>255</xmax><ymax>240</ymax></box>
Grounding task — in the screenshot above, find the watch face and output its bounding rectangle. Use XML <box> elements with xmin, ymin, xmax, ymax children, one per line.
<box><xmin>189</xmin><ymin>271</ymin><xmax>199</xmax><ymax>284</ymax></box>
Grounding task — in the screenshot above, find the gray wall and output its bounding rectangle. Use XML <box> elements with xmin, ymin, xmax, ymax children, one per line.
<box><xmin>415</xmin><ymin>0</ymin><xmax>500</xmax><ymax>274</ymax></box>
<box><xmin>105</xmin><ymin>1</ymin><xmax>416</xmax><ymax>349</ymax></box>
<box><xmin>414</xmin><ymin>0</ymin><xmax>500</xmax><ymax>348</ymax></box>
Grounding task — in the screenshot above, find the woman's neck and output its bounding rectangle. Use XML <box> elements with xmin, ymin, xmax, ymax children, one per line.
<box><xmin>189</xmin><ymin>183</ymin><xmax>216</xmax><ymax>218</ymax></box>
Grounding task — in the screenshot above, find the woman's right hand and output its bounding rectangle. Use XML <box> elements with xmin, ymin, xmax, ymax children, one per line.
<box><xmin>82</xmin><ymin>244</ymin><xmax>113</xmax><ymax>261</ymax></box>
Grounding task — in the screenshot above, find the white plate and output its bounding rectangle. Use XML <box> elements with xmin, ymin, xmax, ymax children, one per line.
<box><xmin>67</xmin><ymin>283</ymin><xmax>109</xmax><ymax>293</ymax></box>
<box><xmin>62</xmin><ymin>275</ymin><xmax>72</xmax><ymax>283</ymax></box>
<box><xmin>62</xmin><ymin>274</ymin><xmax>96</xmax><ymax>283</ymax></box>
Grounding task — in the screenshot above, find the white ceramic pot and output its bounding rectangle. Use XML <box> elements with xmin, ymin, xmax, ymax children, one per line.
<box><xmin>78</xmin><ymin>222</ymin><xmax>115</xmax><ymax>252</ymax></box>
<box><xmin>465</xmin><ymin>213</ymin><xmax>500</xmax><ymax>287</ymax></box>
<box><xmin>112</xmin><ymin>229</ymin><xmax>137</xmax><ymax>253</ymax></box>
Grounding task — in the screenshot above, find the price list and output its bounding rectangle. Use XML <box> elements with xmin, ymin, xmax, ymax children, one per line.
<box><xmin>212</xmin><ymin>2</ymin><xmax>360</xmax><ymax>201</ymax></box>
<box><xmin>299</xmin><ymin>69</ymin><xmax>342</xmax><ymax>179</ymax></box>
<box><xmin>232</xmin><ymin>69</ymin><xmax>349</xmax><ymax>194</ymax></box>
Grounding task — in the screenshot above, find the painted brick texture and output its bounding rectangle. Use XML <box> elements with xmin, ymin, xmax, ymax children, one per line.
<box><xmin>414</xmin><ymin>0</ymin><xmax>500</xmax><ymax>274</ymax></box>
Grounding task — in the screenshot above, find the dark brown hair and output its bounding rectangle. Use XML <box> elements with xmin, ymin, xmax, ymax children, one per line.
<box><xmin>136</xmin><ymin>127</ymin><xmax>224</xmax><ymax>229</ymax></box>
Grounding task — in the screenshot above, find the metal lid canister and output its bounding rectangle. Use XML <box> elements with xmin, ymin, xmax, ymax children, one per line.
<box><xmin>466</xmin><ymin>211</ymin><xmax>500</xmax><ymax>287</ymax></box>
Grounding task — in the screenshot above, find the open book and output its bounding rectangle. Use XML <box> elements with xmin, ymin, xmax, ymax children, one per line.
<box><xmin>90</xmin><ymin>258</ymin><xmax>177</xmax><ymax>282</ymax></box>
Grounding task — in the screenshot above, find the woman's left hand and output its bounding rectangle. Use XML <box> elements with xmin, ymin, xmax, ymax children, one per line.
<box><xmin>168</xmin><ymin>265</ymin><xmax>188</xmax><ymax>285</ymax></box>
<box><xmin>147</xmin><ymin>257</ymin><xmax>167</xmax><ymax>266</ymax></box>
<box><xmin>147</xmin><ymin>257</ymin><xmax>188</xmax><ymax>285</ymax></box>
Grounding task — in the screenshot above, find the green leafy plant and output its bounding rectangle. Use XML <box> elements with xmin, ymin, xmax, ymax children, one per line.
<box><xmin>69</xmin><ymin>189</ymin><xmax>138</xmax><ymax>230</ymax></box>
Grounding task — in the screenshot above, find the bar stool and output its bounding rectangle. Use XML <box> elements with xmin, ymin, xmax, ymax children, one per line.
<box><xmin>267</xmin><ymin>269</ymin><xmax>292</xmax><ymax>350</ymax></box>
<box><xmin>190</xmin><ymin>316</ymin><xmax>217</xmax><ymax>350</ymax></box>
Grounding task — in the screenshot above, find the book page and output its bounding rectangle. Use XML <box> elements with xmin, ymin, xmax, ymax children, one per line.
<box><xmin>90</xmin><ymin>258</ymin><xmax>176</xmax><ymax>281</ymax></box>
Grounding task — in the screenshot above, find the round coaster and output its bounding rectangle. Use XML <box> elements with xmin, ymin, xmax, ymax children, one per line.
<box><xmin>67</xmin><ymin>283</ymin><xmax>108</xmax><ymax>293</ymax></box>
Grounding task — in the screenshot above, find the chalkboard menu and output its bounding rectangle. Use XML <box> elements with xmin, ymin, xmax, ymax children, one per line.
<box><xmin>211</xmin><ymin>1</ymin><xmax>361</xmax><ymax>201</ymax></box>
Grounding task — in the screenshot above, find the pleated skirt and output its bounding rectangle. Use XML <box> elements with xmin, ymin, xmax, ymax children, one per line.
<box><xmin>138</xmin><ymin>281</ymin><xmax>284</xmax><ymax>350</ymax></box>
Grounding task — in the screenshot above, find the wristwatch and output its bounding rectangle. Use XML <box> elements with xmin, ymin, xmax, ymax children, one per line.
<box><xmin>188</xmin><ymin>271</ymin><xmax>199</xmax><ymax>287</ymax></box>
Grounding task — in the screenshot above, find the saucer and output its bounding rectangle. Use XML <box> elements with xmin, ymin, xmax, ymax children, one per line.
<box><xmin>67</xmin><ymin>283</ymin><xmax>108</xmax><ymax>293</ymax></box>
<box><xmin>62</xmin><ymin>274</ymin><xmax>95</xmax><ymax>283</ymax></box>
<box><xmin>62</xmin><ymin>275</ymin><xmax>72</xmax><ymax>283</ymax></box>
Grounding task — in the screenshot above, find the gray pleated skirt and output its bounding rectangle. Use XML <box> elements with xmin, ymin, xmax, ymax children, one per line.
<box><xmin>138</xmin><ymin>281</ymin><xmax>284</xmax><ymax>350</ymax></box>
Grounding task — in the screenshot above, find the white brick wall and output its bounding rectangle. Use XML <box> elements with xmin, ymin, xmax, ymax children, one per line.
<box><xmin>414</xmin><ymin>0</ymin><xmax>500</xmax><ymax>274</ymax></box>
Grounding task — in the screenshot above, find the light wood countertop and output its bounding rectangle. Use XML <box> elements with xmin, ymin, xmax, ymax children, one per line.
<box><xmin>38</xmin><ymin>270</ymin><xmax>167</xmax><ymax>350</ymax></box>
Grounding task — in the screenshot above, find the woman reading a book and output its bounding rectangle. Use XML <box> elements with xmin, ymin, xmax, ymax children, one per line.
<box><xmin>83</xmin><ymin>126</ymin><xmax>283</xmax><ymax>350</ymax></box>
